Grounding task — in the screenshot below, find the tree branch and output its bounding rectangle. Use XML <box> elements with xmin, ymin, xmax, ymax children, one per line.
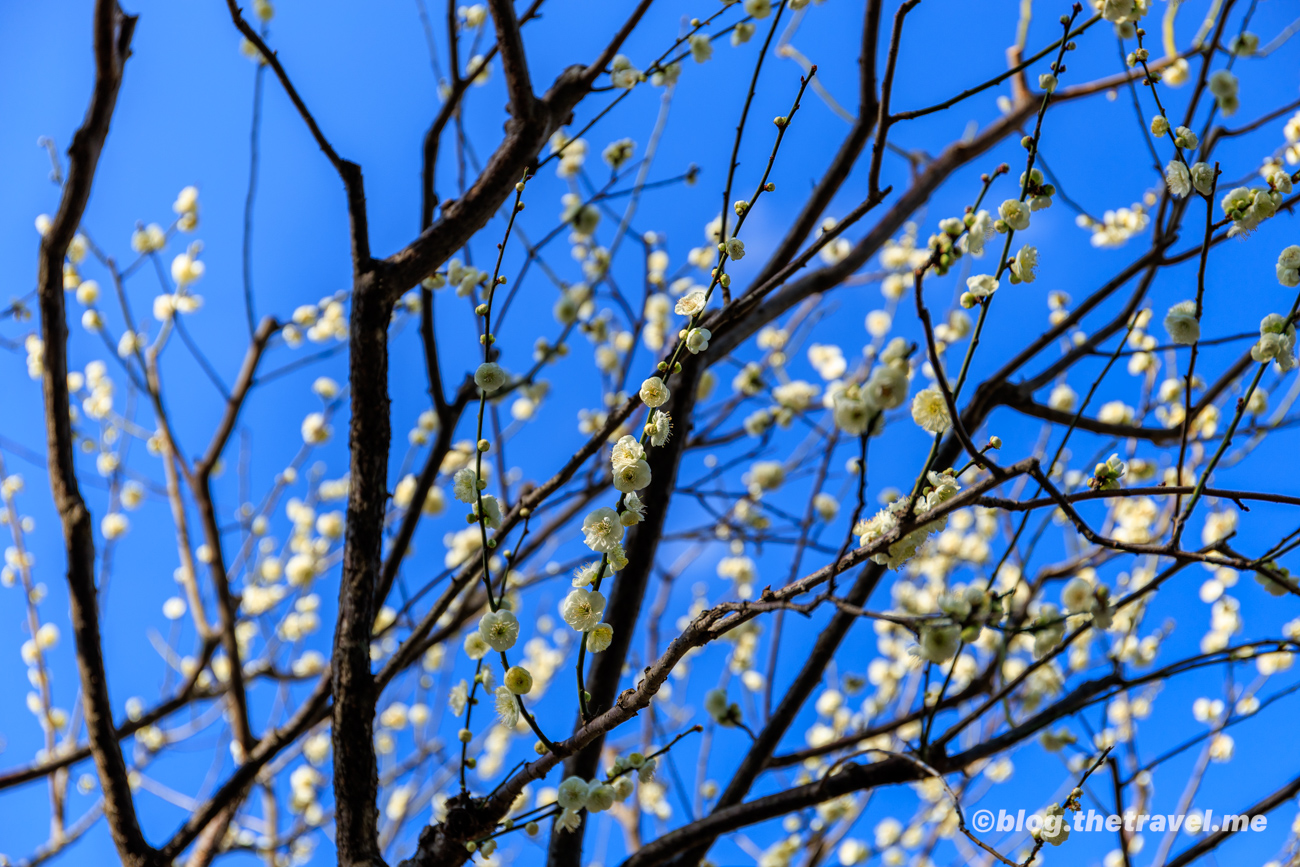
<box><xmin>35</xmin><ymin>3</ymin><xmax>151</xmax><ymax>864</ymax></box>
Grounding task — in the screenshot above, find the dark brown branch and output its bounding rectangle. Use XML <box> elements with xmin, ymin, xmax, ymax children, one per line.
<box><xmin>390</xmin><ymin>0</ymin><xmax>655</xmax><ymax>293</ymax></box>
<box><xmin>1163</xmin><ymin>771</ymin><xmax>1300</xmax><ymax>867</ymax></box>
<box><xmin>35</xmin><ymin>3</ymin><xmax>152</xmax><ymax>864</ymax></box>
<box><xmin>748</xmin><ymin>0</ymin><xmax>883</xmax><ymax>291</ymax></box>
<box><xmin>486</xmin><ymin>0</ymin><xmax>537</xmax><ymax>119</ymax></box>
<box><xmin>546</xmin><ymin>357</ymin><xmax>703</xmax><ymax>867</ymax></box>
<box><xmin>332</xmin><ymin>269</ymin><xmax>395</xmax><ymax>866</ymax></box>
<box><xmin>223</xmin><ymin>0</ymin><xmax>371</xmax><ymax>262</ymax></box>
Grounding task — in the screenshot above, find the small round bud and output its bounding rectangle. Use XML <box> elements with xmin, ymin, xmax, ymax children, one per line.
<box><xmin>960</xmin><ymin>292</ymin><xmax>978</xmax><ymax>309</ymax></box>
<box><xmin>989</xmin><ymin>436</ymin><xmax>1002</xmax><ymax>450</ymax></box>
<box><xmin>466</xmin><ymin>842</ymin><xmax>478</xmax><ymax>853</ymax></box>
<box><xmin>519</xmin><ymin>507</ymin><xmax>531</xmax><ymax>517</ymax></box>
<box><xmin>497</xmin><ymin>275</ymin><xmax>507</xmax><ymax>284</ymax></box>
<box><xmin>465</xmin><ymin>757</ymin><xmax>477</xmax><ymax>769</ymax></box>
<box><xmin>475</xmin><ymin>303</ymin><xmax>489</xmax><ymax>315</ymax></box>
<box><xmin>515</xmin><ymin>181</ymin><xmax>526</xmax><ymax>192</ymax></box>
<box><xmin>487</xmin><ymin>538</ymin><xmax>497</xmax><ymax>549</ymax></box>
<box><xmin>478</xmin><ymin>439</ymin><xmax>491</xmax><ymax>453</ymax></box>
<box><xmin>534</xmin><ymin>740</ymin><xmax>547</xmax><ymax>755</ymax></box>
<box><xmin>505</xmin><ymin>665</ymin><xmax>534</xmax><ymax>694</ymax></box>
<box><xmin>764</xmin><ymin>182</ymin><xmax>775</xmax><ymax>192</ymax></box>
<box><xmin>1021</xmin><ymin>135</ymin><xmax>1034</xmax><ymax>149</ymax></box>
<box><xmin>774</xmin><ymin>115</ymin><xmax>787</xmax><ymax>127</ymax></box>
<box><xmin>459</xmin><ymin>729</ymin><xmax>472</xmax><ymax>743</ymax></box>
<box><xmin>515</xmin><ymin>201</ymin><xmax>526</xmax><ymax>212</ymax></box>
<box><xmin>526</xmin><ymin>822</ymin><xmax>540</xmax><ymax>835</ymax></box>
<box><xmin>672</xmin><ymin>362</ymin><xmax>682</xmax><ymax>374</ymax></box>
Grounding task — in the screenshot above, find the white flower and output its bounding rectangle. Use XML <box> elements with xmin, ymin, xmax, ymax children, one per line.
<box><xmin>609</xmin><ymin>55</ymin><xmax>641</xmax><ymax>89</ymax></box>
<box><xmin>808</xmin><ymin>344</ymin><xmax>847</xmax><ymax>380</ymax></box>
<box><xmin>449</xmin><ymin>680</ymin><xmax>468</xmax><ymax>715</ymax></box>
<box><xmin>999</xmin><ymin>199</ymin><xmax>1030</xmax><ymax>231</ymax></box>
<box><xmin>582</xmin><ymin>507</ymin><xmax>625</xmax><ymax>553</ymax></box>
<box><xmin>639</xmin><ymin>376</ymin><xmax>671</xmax><ymax>408</ymax></box>
<box><xmin>1164</xmin><ymin>300</ymin><xmax>1200</xmax><ymax>345</ymax></box>
<box><xmin>911</xmin><ymin>387</ymin><xmax>951</xmax><ymax>433</ymax></box>
<box><xmin>1101</xmin><ymin>0</ymin><xmax>1137</xmax><ymax>23</ymax></box>
<box><xmin>585</xmin><ymin>783</ymin><xmax>615</xmax><ymax>812</ymax></box>
<box><xmin>1011</xmin><ymin>245</ymin><xmax>1038</xmax><ymax>283</ymax></box>
<box><xmin>586</xmin><ymin>623</ymin><xmax>614</xmax><ymax>652</ymax></box>
<box><xmin>725</xmin><ymin>238</ymin><xmax>745</xmax><ymax>260</ymax></box>
<box><xmin>557</xmin><ymin>776</ymin><xmax>590</xmax><ymax>810</ymax></box>
<box><xmin>688</xmin><ymin>34</ymin><xmax>713</xmax><ymax>63</ymax></box>
<box><xmin>101</xmin><ymin>513</ymin><xmax>129</xmax><ymax>540</ymax></box>
<box><xmin>1049</xmin><ymin>383</ymin><xmax>1077</xmax><ymax>412</ymax></box>
<box><xmin>647</xmin><ymin>411</ymin><xmax>672</xmax><ymax>446</ymax></box>
<box><xmin>743</xmin><ymin>0</ymin><xmax>771</xmax><ymax>18</ymax></box>
<box><xmin>452</xmin><ymin>468</ymin><xmax>479</xmax><ymax>503</ymax></box>
<box><xmin>1190</xmin><ymin>162</ymin><xmax>1216</xmax><ymax>195</ymax></box>
<box><xmin>505</xmin><ymin>665</ymin><xmax>533</xmax><ymax>694</ymax></box>
<box><xmin>918</xmin><ymin>624</ymin><xmax>961</xmax><ymax>663</ymax></box>
<box><xmin>1252</xmin><ymin>313</ymin><xmax>1298</xmax><ymax>371</ymax></box>
<box><xmin>1270</xmin><ymin>169</ymin><xmax>1293</xmax><ymax>195</ymax></box>
<box><xmin>865</xmin><ymin>365</ymin><xmax>909</xmax><ymax>410</ymax></box>
<box><xmin>301</xmin><ymin>413</ymin><xmax>332</xmax><ymax>444</ymax></box>
<box><xmin>611</xmin><ymin>435</ymin><xmax>646</xmax><ymax>471</ymax></box>
<box><xmin>1174</xmin><ymin>126</ymin><xmax>1199</xmax><ymax>150</ymax></box>
<box><xmin>966</xmin><ymin>274</ymin><xmax>999</xmax><ymax>298</ymax></box>
<box><xmin>1038</xmin><ymin>73</ymin><xmax>1057</xmax><ymax>93</ymax></box>
<box><xmin>474</xmin><ymin>362</ymin><xmax>507</xmax><ymax>392</ymax></box>
<box><xmin>1061</xmin><ymin>577</ymin><xmax>1093</xmax><ymax>613</ymax></box>
<box><xmin>1208</xmin><ymin>70</ymin><xmax>1238</xmax><ymax>115</ymax></box>
<box><xmin>674</xmin><ymin>289</ymin><xmax>707</xmax><ymax>317</ymax></box>
<box><xmin>1151</xmin><ymin>115</ymin><xmax>1170</xmax><ymax>137</ymax></box>
<box><xmin>833</xmin><ymin>391</ymin><xmax>874</xmax><ymax>435</ymax></box>
<box><xmin>1277</xmin><ymin>246</ymin><xmax>1300</xmax><ymax>287</ymax></box>
<box><xmin>621</xmin><ymin>492</ymin><xmax>646</xmax><ymax>525</ymax></box>
<box><xmin>478</xmin><ymin>608</ymin><xmax>519</xmax><ymax>651</ymax></box>
<box><xmin>494</xmin><ymin>686</ymin><xmax>519</xmax><ymax>728</ymax></box>
<box><xmin>613</xmin><ymin>459</ymin><xmax>652</xmax><ymax>493</ymax></box>
<box><xmin>171</xmin><ymin>246</ymin><xmax>205</xmax><ymax>286</ymax></box>
<box><xmin>561</xmin><ymin>588</ymin><xmax>606</xmax><ymax>632</ymax></box>
<box><xmin>686</xmin><ymin>327</ymin><xmax>711</xmax><ymax>354</ymax></box>
<box><xmin>463</xmin><ymin>631</ymin><xmax>490</xmax><ymax>660</ymax></box>
<box><xmin>965</xmin><ymin>210</ymin><xmax>992</xmax><ymax>256</ymax></box>
<box><xmin>556</xmin><ymin>807</ymin><xmax>583</xmax><ymax>832</ymax></box>
<box><xmin>473</xmin><ymin>494</ymin><xmax>502</xmax><ymax>529</ymax></box>
<box><xmin>1165</xmin><ymin>160</ymin><xmax>1191</xmax><ymax>198</ymax></box>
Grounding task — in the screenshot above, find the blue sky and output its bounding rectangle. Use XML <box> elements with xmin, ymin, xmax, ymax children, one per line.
<box><xmin>3</xmin><ymin>0</ymin><xmax>1300</xmax><ymax>864</ymax></box>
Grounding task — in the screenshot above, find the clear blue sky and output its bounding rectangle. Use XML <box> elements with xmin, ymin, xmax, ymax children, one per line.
<box><xmin>3</xmin><ymin>0</ymin><xmax>1300</xmax><ymax>864</ymax></box>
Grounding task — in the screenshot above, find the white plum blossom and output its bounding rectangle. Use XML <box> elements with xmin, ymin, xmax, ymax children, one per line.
<box><xmin>561</xmin><ymin>588</ymin><xmax>606</xmax><ymax>632</ymax></box>
<box><xmin>1165</xmin><ymin>160</ymin><xmax>1191</xmax><ymax>198</ymax></box>
<box><xmin>1164</xmin><ymin>301</ymin><xmax>1200</xmax><ymax>345</ymax></box>
<box><xmin>910</xmin><ymin>387</ymin><xmax>951</xmax><ymax>433</ymax></box>
<box><xmin>582</xmin><ymin>507</ymin><xmax>625</xmax><ymax>553</ymax></box>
